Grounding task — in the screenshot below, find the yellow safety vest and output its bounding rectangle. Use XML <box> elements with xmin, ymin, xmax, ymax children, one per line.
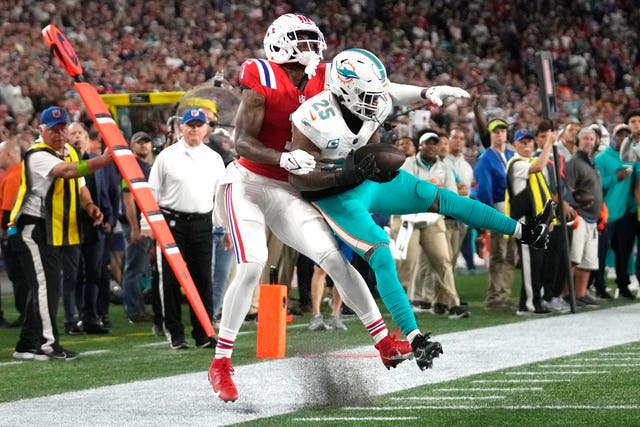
<box><xmin>505</xmin><ymin>157</ymin><xmax>553</xmax><ymax>221</ymax></box>
<box><xmin>10</xmin><ymin>142</ymin><xmax>82</xmax><ymax>246</ymax></box>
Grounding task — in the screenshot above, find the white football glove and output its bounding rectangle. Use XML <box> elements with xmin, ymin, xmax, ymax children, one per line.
<box><xmin>424</xmin><ymin>85</ymin><xmax>470</xmax><ymax>106</ymax></box>
<box><xmin>280</xmin><ymin>149</ymin><xmax>316</xmax><ymax>175</ymax></box>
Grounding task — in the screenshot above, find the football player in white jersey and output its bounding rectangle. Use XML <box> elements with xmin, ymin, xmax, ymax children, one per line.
<box><xmin>288</xmin><ymin>48</ymin><xmax>555</xmax><ymax>370</ymax></box>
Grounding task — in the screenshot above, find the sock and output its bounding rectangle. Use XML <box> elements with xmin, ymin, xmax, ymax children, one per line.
<box><xmin>214</xmin><ymin>326</ymin><xmax>238</xmax><ymax>359</ymax></box>
<box><xmin>407</xmin><ymin>329</ymin><xmax>421</xmax><ymax>344</ymax></box>
<box><xmin>365</xmin><ymin>317</ymin><xmax>388</xmax><ymax>344</ymax></box>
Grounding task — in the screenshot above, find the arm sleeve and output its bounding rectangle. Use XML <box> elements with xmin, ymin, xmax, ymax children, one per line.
<box><xmin>619</xmin><ymin>137</ymin><xmax>637</xmax><ymax>162</ymax></box>
<box><xmin>387</xmin><ymin>82</ymin><xmax>424</xmax><ymax>106</ymax></box>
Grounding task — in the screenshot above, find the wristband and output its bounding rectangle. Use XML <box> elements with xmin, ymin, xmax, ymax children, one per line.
<box><xmin>76</xmin><ymin>160</ymin><xmax>90</xmax><ymax>177</ymax></box>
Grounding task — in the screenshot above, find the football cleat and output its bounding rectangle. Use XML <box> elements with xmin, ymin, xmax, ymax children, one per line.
<box><xmin>208</xmin><ymin>357</ymin><xmax>239</xmax><ymax>402</ymax></box>
<box><xmin>374</xmin><ymin>335</ymin><xmax>414</xmax><ymax>369</ymax></box>
<box><xmin>411</xmin><ymin>332</ymin><xmax>443</xmax><ymax>371</ymax></box>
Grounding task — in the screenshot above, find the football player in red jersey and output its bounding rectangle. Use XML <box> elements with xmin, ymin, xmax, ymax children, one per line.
<box><xmin>208</xmin><ymin>13</ymin><xmax>470</xmax><ymax>402</ymax></box>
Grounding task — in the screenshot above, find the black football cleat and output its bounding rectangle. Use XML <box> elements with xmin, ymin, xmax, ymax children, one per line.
<box><xmin>411</xmin><ymin>332</ymin><xmax>443</xmax><ymax>371</ymax></box>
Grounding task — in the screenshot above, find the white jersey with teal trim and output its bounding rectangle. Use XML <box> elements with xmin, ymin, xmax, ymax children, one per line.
<box><xmin>291</xmin><ymin>90</ymin><xmax>392</xmax><ymax>168</ymax></box>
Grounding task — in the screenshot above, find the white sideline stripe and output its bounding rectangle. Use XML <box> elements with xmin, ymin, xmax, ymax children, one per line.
<box><xmin>572</xmin><ymin>357</ymin><xmax>640</xmax><ymax>361</ymax></box>
<box><xmin>435</xmin><ymin>387</ymin><xmax>542</xmax><ymax>392</ymax></box>
<box><xmin>506</xmin><ymin>371</ymin><xmax>610</xmax><ymax>375</ymax></box>
<box><xmin>293</xmin><ymin>417</ymin><xmax>420</xmax><ymax>421</ymax></box>
<box><xmin>390</xmin><ymin>396</ymin><xmax>505</xmax><ymax>401</ymax></box>
<box><xmin>349</xmin><ymin>405</ymin><xmax>640</xmax><ymax>410</ymax></box>
<box><xmin>597</xmin><ymin>352</ymin><xmax>639</xmax><ymax>356</ymax></box>
<box><xmin>539</xmin><ymin>364</ymin><xmax>640</xmax><ymax>368</ymax></box>
<box><xmin>0</xmin><ymin>303</ymin><xmax>638</xmax><ymax>426</ymax></box>
<box><xmin>0</xmin><ymin>361</ymin><xmax>22</xmax><ymax>367</ymax></box>
<box><xmin>81</xmin><ymin>350</ymin><xmax>110</xmax><ymax>357</ymax></box>
<box><xmin>134</xmin><ymin>325</ymin><xmax>312</xmax><ymax>348</ymax></box>
<box><xmin>472</xmin><ymin>379</ymin><xmax>570</xmax><ymax>383</ymax></box>
<box><xmin>137</xmin><ymin>341</ymin><xmax>168</xmax><ymax>348</ymax></box>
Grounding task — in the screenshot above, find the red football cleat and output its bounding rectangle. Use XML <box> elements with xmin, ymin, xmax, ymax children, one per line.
<box><xmin>208</xmin><ymin>357</ymin><xmax>239</xmax><ymax>402</ymax></box>
<box><xmin>374</xmin><ymin>335</ymin><xmax>414</xmax><ymax>369</ymax></box>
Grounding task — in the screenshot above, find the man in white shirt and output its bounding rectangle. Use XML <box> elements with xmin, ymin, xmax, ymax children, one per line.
<box><xmin>445</xmin><ymin>127</ymin><xmax>474</xmax><ymax>271</ymax></box>
<box><xmin>143</xmin><ymin>108</ymin><xmax>225</xmax><ymax>350</ymax></box>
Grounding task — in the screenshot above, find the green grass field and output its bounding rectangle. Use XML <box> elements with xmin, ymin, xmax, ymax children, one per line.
<box><xmin>244</xmin><ymin>342</ymin><xmax>640</xmax><ymax>426</ymax></box>
<box><xmin>1</xmin><ymin>270</ymin><xmax>638</xmax><ymax>426</ymax></box>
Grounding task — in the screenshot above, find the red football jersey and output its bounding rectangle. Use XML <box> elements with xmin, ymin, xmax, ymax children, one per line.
<box><xmin>237</xmin><ymin>58</ymin><xmax>328</xmax><ymax>181</ymax></box>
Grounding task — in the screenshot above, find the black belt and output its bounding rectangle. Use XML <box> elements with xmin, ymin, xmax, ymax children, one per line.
<box><xmin>160</xmin><ymin>207</ymin><xmax>211</xmax><ymax>221</ymax></box>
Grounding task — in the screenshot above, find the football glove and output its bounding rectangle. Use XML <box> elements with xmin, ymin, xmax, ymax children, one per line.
<box><xmin>336</xmin><ymin>150</ymin><xmax>377</xmax><ymax>186</ymax></box>
<box><xmin>518</xmin><ymin>199</ymin><xmax>556</xmax><ymax>249</ymax></box>
<box><xmin>280</xmin><ymin>149</ymin><xmax>316</xmax><ymax>175</ymax></box>
<box><xmin>424</xmin><ymin>85</ymin><xmax>470</xmax><ymax>107</ymax></box>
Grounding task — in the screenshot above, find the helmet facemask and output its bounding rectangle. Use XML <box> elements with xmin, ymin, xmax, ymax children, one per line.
<box><xmin>330</xmin><ymin>49</ymin><xmax>390</xmax><ymax>123</ymax></box>
<box><xmin>264</xmin><ymin>14</ymin><xmax>327</xmax><ymax>76</ymax></box>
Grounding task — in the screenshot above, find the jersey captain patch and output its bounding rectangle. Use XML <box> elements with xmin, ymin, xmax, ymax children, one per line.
<box><xmin>326</xmin><ymin>139</ymin><xmax>339</xmax><ymax>149</ymax></box>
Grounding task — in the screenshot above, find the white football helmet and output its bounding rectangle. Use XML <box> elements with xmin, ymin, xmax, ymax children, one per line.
<box><xmin>263</xmin><ymin>13</ymin><xmax>327</xmax><ymax>65</ymax></box>
<box><xmin>330</xmin><ymin>48</ymin><xmax>390</xmax><ymax>122</ymax></box>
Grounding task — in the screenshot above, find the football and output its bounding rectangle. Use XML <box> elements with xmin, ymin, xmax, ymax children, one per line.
<box><xmin>354</xmin><ymin>143</ymin><xmax>406</xmax><ymax>173</ymax></box>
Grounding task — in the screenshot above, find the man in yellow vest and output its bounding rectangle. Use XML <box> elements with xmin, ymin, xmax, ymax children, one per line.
<box><xmin>10</xmin><ymin>106</ymin><xmax>112</xmax><ymax>361</ymax></box>
<box><xmin>506</xmin><ymin>128</ymin><xmax>556</xmax><ymax>315</ymax></box>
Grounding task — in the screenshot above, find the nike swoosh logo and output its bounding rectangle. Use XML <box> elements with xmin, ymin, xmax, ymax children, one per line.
<box><xmin>310</xmin><ymin>111</ymin><xmax>317</xmax><ymax>121</ymax></box>
<box><xmin>287</xmin><ymin>158</ymin><xmax>300</xmax><ymax>169</ymax></box>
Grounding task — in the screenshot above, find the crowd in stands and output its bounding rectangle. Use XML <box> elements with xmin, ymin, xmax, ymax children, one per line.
<box><xmin>1</xmin><ymin>1</ymin><xmax>640</xmax><ymax>341</ymax></box>
<box><xmin>1</xmin><ymin>0</ymin><xmax>640</xmax><ymax>141</ymax></box>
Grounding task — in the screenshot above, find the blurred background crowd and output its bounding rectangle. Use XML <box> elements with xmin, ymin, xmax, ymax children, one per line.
<box><xmin>1</xmin><ymin>0</ymin><xmax>640</xmax><ymax>334</ymax></box>
<box><xmin>1</xmin><ymin>0</ymin><xmax>640</xmax><ymax>148</ymax></box>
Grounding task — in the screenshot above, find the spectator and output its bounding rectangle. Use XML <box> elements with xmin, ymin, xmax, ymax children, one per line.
<box><xmin>396</xmin><ymin>136</ymin><xmax>417</xmax><ymax>158</ymax></box>
<box><xmin>401</xmin><ymin>130</ymin><xmax>469</xmax><ymax>319</ymax></box>
<box><xmin>0</xmin><ymin>139</ymin><xmax>27</xmax><ymax>327</ymax></box>
<box><xmin>121</xmin><ymin>131</ymin><xmax>155</xmax><ymax>324</ymax></box>
<box><xmin>556</xmin><ymin>119</ymin><xmax>581</xmax><ymax>161</ymax></box>
<box><xmin>564</xmin><ymin>127</ymin><xmax>604</xmax><ymax>308</ymax></box>
<box><xmin>594</xmin><ymin>123</ymin><xmax>637</xmax><ymax>300</ymax></box>
<box><xmin>445</xmin><ymin>127</ymin><xmax>474</xmax><ymax>272</ymax></box>
<box><xmin>141</xmin><ymin>108</ymin><xmax>224</xmax><ymax>350</ymax></box>
<box><xmin>474</xmin><ymin>118</ymin><xmax>518</xmax><ymax>310</ymax></box>
<box><xmin>68</xmin><ymin>121</ymin><xmax>112</xmax><ymax>334</ymax></box>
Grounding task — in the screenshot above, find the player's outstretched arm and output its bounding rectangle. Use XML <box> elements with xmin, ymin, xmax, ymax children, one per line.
<box><xmin>387</xmin><ymin>82</ymin><xmax>469</xmax><ymax>107</ymax></box>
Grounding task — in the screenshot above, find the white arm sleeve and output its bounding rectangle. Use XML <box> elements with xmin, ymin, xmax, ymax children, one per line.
<box><xmin>620</xmin><ymin>136</ymin><xmax>640</xmax><ymax>162</ymax></box>
<box><xmin>387</xmin><ymin>82</ymin><xmax>425</xmax><ymax>106</ymax></box>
